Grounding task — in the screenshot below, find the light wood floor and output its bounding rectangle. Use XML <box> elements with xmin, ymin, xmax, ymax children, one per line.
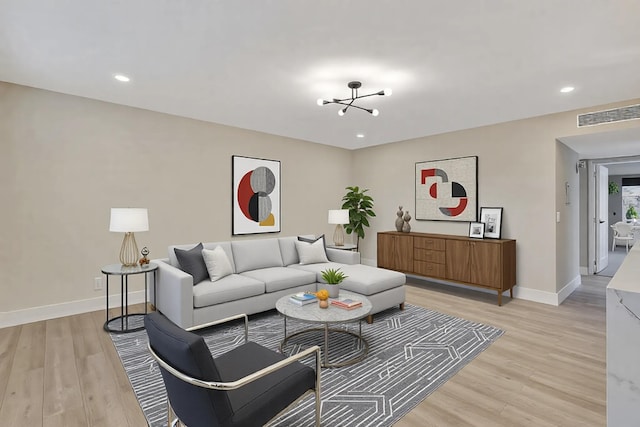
<box><xmin>0</xmin><ymin>276</ymin><xmax>607</xmax><ymax>426</ymax></box>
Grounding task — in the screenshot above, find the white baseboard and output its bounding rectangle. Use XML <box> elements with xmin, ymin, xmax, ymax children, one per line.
<box><xmin>0</xmin><ymin>271</ymin><xmax>585</xmax><ymax>328</ymax></box>
<box><xmin>580</xmin><ymin>266</ymin><xmax>590</xmax><ymax>275</ymax></box>
<box><xmin>405</xmin><ymin>274</ymin><xmax>581</xmax><ymax>307</ymax></box>
<box><xmin>515</xmin><ymin>274</ymin><xmax>581</xmax><ymax>306</ymax></box>
<box><xmin>0</xmin><ymin>291</ymin><xmax>146</xmax><ymax>329</ymax></box>
<box><xmin>557</xmin><ymin>275</ymin><xmax>582</xmax><ymax>305</ymax></box>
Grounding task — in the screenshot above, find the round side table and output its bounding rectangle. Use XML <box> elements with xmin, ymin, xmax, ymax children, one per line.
<box><xmin>102</xmin><ymin>263</ymin><xmax>158</xmax><ymax>333</ymax></box>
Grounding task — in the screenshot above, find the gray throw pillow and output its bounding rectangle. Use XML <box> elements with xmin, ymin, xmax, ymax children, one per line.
<box><xmin>297</xmin><ymin>234</ymin><xmax>328</xmax><ymax>258</ymax></box>
<box><xmin>174</xmin><ymin>243</ymin><xmax>209</xmax><ymax>284</ymax></box>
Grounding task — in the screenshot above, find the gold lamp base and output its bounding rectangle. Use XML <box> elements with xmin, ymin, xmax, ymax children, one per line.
<box><xmin>119</xmin><ymin>232</ymin><xmax>140</xmax><ymax>267</ymax></box>
<box><xmin>333</xmin><ymin>224</ymin><xmax>345</xmax><ymax>246</ymax></box>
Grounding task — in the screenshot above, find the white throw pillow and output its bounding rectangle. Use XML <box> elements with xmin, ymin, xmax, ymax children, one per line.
<box><xmin>202</xmin><ymin>246</ymin><xmax>233</xmax><ymax>282</ymax></box>
<box><xmin>295</xmin><ymin>237</ymin><xmax>329</xmax><ymax>265</ymax></box>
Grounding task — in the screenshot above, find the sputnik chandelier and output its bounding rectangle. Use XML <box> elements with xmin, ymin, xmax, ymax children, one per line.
<box><xmin>317</xmin><ymin>81</ymin><xmax>392</xmax><ymax>117</ymax></box>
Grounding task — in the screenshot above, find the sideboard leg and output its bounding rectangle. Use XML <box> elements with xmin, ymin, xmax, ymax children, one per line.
<box><xmin>509</xmin><ymin>288</ymin><xmax>513</xmax><ymax>299</ymax></box>
<box><xmin>399</xmin><ymin>302</ymin><xmax>405</xmax><ymax>310</ymax></box>
<box><xmin>498</xmin><ymin>291</ymin><xmax>502</xmax><ymax>306</ymax></box>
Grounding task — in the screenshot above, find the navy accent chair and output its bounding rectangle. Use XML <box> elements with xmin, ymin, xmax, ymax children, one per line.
<box><xmin>145</xmin><ymin>312</ymin><xmax>321</xmax><ymax>427</ymax></box>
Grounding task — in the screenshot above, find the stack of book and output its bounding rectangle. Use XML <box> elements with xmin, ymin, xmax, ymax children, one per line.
<box><xmin>289</xmin><ymin>292</ymin><xmax>317</xmax><ymax>306</ymax></box>
<box><xmin>330</xmin><ymin>297</ymin><xmax>362</xmax><ymax>310</ymax></box>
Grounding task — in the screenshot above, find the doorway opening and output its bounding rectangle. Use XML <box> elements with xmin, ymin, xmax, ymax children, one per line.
<box><xmin>586</xmin><ymin>158</ymin><xmax>640</xmax><ymax>277</ymax></box>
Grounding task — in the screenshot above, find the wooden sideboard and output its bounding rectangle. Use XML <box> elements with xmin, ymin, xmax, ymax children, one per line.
<box><xmin>377</xmin><ymin>231</ymin><xmax>516</xmax><ymax>305</ymax></box>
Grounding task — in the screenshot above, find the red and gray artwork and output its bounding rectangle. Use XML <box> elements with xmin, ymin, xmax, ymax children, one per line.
<box><xmin>232</xmin><ymin>155</ymin><xmax>281</xmax><ymax>235</ymax></box>
<box><xmin>415</xmin><ymin>156</ymin><xmax>477</xmax><ymax>222</ymax></box>
<box><xmin>237</xmin><ymin>166</ymin><xmax>276</xmax><ymax>226</ymax></box>
<box><xmin>421</xmin><ymin>168</ymin><xmax>468</xmax><ymax>217</ymax></box>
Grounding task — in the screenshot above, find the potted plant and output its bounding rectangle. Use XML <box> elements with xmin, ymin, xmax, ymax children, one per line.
<box><xmin>609</xmin><ymin>181</ymin><xmax>620</xmax><ymax>195</ymax></box>
<box><xmin>626</xmin><ymin>206</ymin><xmax>638</xmax><ymax>220</ymax></box>
<box><xmin>320</xmin><ymin>268</ymin><xmax>348</xmax><ymax>298</ymax></box>
<box><xmin>341</xmin><ymin>186</ymin><xmax>376</xmax><ymax>251</ymax></box>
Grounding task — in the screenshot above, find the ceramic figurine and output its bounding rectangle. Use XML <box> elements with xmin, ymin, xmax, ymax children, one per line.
<box><xmin>395</xmin><ymin>206</ymin><xmax>404</xmax><ymax>231</ymax></box>
<box><xmin>402</xmin><ymin>211</ymin><xmax>412</xmax><ymax>233</ymax></box>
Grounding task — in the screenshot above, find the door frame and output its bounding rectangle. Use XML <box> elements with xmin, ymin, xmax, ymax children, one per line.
<box><xmin>586</xmin><ymin>156</ymin><xmax>640</xmax><ymax>274</ymax></box>
<box><xmin>595</xmin><ymin>164</ymin><xmax>609</xmax><ymax>273</ymax></box>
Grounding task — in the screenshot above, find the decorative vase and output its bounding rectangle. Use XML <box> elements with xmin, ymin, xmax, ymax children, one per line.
<box><xmin>327</xmin><ymin>284</ymin><xmax>339</xmax><ymax>298</ymax></box>
<box><xmin>395</xmin><ymin>206</ymin><xmax>404</xmax><ymax>231</ymax></box>
<box><xmin>402</xmin><ymin>211</ymin><xmax>412</xmax><ymax>233</ymax></box>
<box><xmin>319</xmin><ymin>299</ymin><xmax>329</xmax><ymax>309</ymax></box>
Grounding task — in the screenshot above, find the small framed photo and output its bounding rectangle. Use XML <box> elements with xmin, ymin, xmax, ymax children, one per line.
<box><xmin>469</xmin><ymin>222</ymin><xmax>485</xmax><ymax>239</ymax></box>
<box><xmin>479</xmin><ymin>207</ymin><xmax>503</xmax><ymax>239</ymax></box>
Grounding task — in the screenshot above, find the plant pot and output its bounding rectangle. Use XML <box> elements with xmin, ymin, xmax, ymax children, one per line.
<box><xmin>318</xmin><ymin>300</ymin><xmax>329</xmax><ymax>309</ymax></box>
<box><xmin>326</xmin><ymin>284</ymin><xmax>340</xmax><ymax>298</ymax></box>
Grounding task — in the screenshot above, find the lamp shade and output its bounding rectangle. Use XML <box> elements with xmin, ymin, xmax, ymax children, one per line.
<box><xmin>109</xmin><ymin>208</ymin><xmax>149</xmax><ymax>232</ymax></box>
<box><xmin>328</xmin><ymin>209</ymin><xmax>349</xmax><ymax>225</ymax></box>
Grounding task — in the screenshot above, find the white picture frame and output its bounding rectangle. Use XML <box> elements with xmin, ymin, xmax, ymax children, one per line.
<box><xmin>469</xmin><ymin>222</ymin><xmax>485</xmax><ymax>239</ymax></box>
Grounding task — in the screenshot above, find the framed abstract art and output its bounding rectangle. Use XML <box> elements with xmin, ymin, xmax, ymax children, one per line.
<box><xmin>232</xmin><ymin>155</ymin><xmax>281</xmax><ymax>235</ymax></box>
<box><xmin>415</xmin><ymin>156</ymin><xmax>478</xmax><ymax>222</ymax></box>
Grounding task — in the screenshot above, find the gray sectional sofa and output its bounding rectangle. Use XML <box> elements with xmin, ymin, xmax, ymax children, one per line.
<box><xmin>153</xmin><ymin>235</ymin><xmax>406</xmax><ymax>329</ymax></box>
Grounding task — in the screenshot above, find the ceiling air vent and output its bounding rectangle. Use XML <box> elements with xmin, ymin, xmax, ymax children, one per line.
<box><xmin>577</xmin><ymin>104</ymin><xmax>640</xmax><ymax>127</ymax></box>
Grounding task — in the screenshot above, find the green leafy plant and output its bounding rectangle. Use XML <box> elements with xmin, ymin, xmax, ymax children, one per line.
<box><xmin>320</xmin><ymin>268</ymin><xmax>348</xmax><ymax>285</ymax></box>
<box><xmin>626</xmin><ymin>206</ymin><xmax>638</xmax><ymax>219</ymax></box>
<box><xmin>341</xmin><ymin>186</ymin><xmax>376</xmax><ymax>251</ymax></box>
<box><xmin>609</xmin><ymin>181</ymin><xmax>620</xmax><ymax>195</ymax></box>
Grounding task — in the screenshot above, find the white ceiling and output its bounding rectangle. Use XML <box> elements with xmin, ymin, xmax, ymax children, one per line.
<box><xmin>1</xmin><ymin>1</ymin><xmax>640</xmax><ymax>150</ymax></box>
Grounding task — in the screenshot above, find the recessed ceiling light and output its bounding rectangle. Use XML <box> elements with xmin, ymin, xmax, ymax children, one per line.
<box><xmin>114</xmin><ymin>74</ymin><xmax>130</xmax><ymax>82</ymax></box>
<box><xmin>560</xmin><ymin>86</ymin><xmax>574</xmax><ymax>93</ymax></box>
<box><xmin>356</xmin><ymin>134</ymin><xmax>365</xmax><ymax>138</ymax></box>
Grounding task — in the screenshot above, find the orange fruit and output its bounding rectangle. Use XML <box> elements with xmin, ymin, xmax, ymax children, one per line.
<box><xmin>315</xmin><ymin>289</ymin><xmax>329</xmax><ymax>301</ymax></box>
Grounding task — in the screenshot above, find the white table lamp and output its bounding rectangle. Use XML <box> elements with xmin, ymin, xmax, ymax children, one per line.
<box><xmin>328</xmin><ymin>209</ymin><xmax>350</xmax><ymax>246</ymax></box>
<box><xmin>110</xmin><ymin>208</ymin><xmax>149</xmax><ymax>267</ymax></box>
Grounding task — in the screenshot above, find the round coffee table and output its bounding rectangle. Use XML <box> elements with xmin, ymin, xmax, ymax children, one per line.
<box><xmin>275</xmin><ymin>291</ymin><xmax>372</xmax><ymax>368</ymax></box>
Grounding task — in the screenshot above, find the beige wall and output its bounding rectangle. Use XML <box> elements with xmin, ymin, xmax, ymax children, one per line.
<box><xmin>2</xmin><ymin>80</ymin><xmax>639</xmax><ymax>322</ymax></box>
<box><xmin>555</xmin><ymin>140</ymin><xmax>580</xmax><ymax>292</ymax></box>
<box><xmin>352</xmin><ymin>99</ymin><xmax>640</xmax><ymax>301</ymax></box>
<box><xmin>0</xmin><ymin>82</ymin><xmax>352</xmax><ymax>314</ymax></box>
<box><xmin>352</xmin><ymin>119</ymin><xmax>556</xmax><ymax>297</ymax></box>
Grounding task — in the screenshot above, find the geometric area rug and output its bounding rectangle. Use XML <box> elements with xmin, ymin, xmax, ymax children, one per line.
<box><xmin>110</xmin><ymin>304</ymin><xmax>503</xmax><ymax>427</ymax></box>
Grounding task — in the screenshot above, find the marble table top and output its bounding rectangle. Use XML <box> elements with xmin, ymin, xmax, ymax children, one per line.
<box><xmin>101</xmin><ymin>262</ymin><xmax>158</xmax><ymax>275</ymax></box>
<box><xmin>276</xmin><ymin>290</ymin><xmax>372</xmax><ymax>324</ymax></box>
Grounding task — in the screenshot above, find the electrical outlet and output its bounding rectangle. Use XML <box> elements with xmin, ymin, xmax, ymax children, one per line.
<box><xmin>94</xmin><ymin>277</ymin><xmax>103</xmax><ymax>291</ymax></box>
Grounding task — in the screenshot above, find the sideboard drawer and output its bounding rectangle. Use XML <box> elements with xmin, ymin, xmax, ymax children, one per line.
<box><xmin>414</xmin><ymin>261</ymin><xmax>445</xmax><ymax>278</ymax></box>
<box><xmin>414</xmin><ymin>248</ymin><xmax>445</xmax><ymax>264</ymax></box>
<box><xmin>414</xmin><ymin>237</ymin><xmax>445</xmax><ymax>251</ymax></box>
